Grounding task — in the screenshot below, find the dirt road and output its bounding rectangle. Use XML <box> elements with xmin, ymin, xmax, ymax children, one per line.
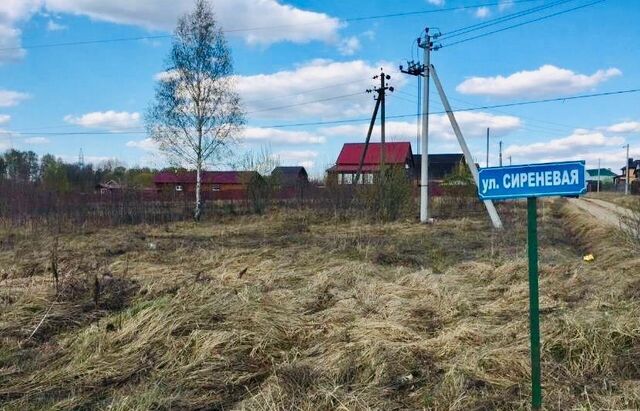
<box><xmin>567</xmin><ymin>197</ymin><xmax>632</xmax><ymax>229</ymax></box>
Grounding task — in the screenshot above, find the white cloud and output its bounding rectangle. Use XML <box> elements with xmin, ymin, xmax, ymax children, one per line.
<box><xmin>64</xmin><ymin>110</ymin><xmax>140</xmax><ymax>130</ymax></box>
<box><xmin>427</xmin><ymin>0</ymin><xmax>445</xmax><ymax>5</ymax></box>
<box><xmin>274</xmin><ymin>149</ymin><xmax>318</xmax><ymax>168</ymax></box>
<box><xmin>0</xmin><ymin>0</ymin><xmax>41</xmax><ymax>63</ymax></box>
<box><xmin>45</xmin><ymin>0</ymin><xmax>340</xmax><ymax>45</ymax></box>
<box><xmin>46</xmin><ymin>19</ymin><xmax>67</xmax><ymax>31</ymax></box>
<box><xmin>475</xmin><ymin>7</ymin><xmax>490</xmax><ymax>18</ymax></box>
<box><xmin>322</xmin><ymin>111</ymin><xmax>521</xmax><ymax>141</ymax></box>
<box><xmin>0</xmin><ymin>114</ymin><xmax>9</xmax><ymax>125</ymax></box>
<box><xmin>0</xmin><ymin>24</ymin><xmax>26</xmax><ymax>63</ymax></box>
<box><xmin>456</xmin><ymin>65</ymin><xmax>622</xmax><ymax>98</ymax></box>
<box><xmin>0</xmin><ymin>89</ymin><xmax>30</xmax><ymax>107</ymax></box>
<box><xmin>504</xmin><ymin>129</ymin><xmax>626</xmax><ymax>169</ymax></box>
<box><xmin>604</xmin><ymin>121</ymin><xmax>640</xmax><ymax>134</ymax></box>
<box><xmin>126</xmin><ymin>137</ymin><xmax>158</xmax><ymax>152</ymax></box>
<box><xmin>0</xmin><ymin>0</ymin><xmax>342</xmax><ymax>64</ymax></box>
<box><xmin>242</xmin><ymin>126</ymin><xmax>325</xmax><ymax>144</ymax></box>
<box><xmin>24</xmin><ymin>136</ymin><xmax>50</xmax><ymax>144</ymax></box>
<box><xmin>338</xmin><ymin>36</ymin><xmax>360</xmax><ymax>56</ymax></box>
<box><xmin>235</xmin><ymin>59</ymin><xmax>406</xmax><ymax>120</ymax></box>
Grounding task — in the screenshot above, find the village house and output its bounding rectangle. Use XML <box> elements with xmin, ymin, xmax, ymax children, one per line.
<box><xmin>586</xmin><ymin>168</ymin><xmax>617</xmax><ymax>191</ymax></box>
<box><xmin>153</xmin><ymin>170</ymin><xmax>260</xmax><ymax>194</ymax></box>
<box><xmin>326</xmin><ymin>142</ymin><xmax>465</xmax><ymax>188</ymax></box>
<box><xmin>326</xmin><ymin>142</ymin><xmax>414</xmax><ymax>184</ymax></box>
<box><xmin>271</xmin><ymin>166</ymin><xmax>309</xmax><ymax>187</ymax></box>
<box><xmin>95</xmin><ymin>179</ymin><xmax>122</xmax><ymax>194</ymax></box>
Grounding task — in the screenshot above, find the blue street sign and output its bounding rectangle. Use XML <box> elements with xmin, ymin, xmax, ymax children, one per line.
<box><xmin>478</xmin><ymin>161</ymin><xmax>586</xmax><ymax>200</ymax></box>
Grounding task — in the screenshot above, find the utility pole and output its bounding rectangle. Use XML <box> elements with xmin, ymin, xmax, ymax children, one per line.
<box><xmin>597</xmin><ymin>158</ymin><xmax>601</xmax><ymax>193</ymax></box>
<box><xmin>509</xmin><ymin>156</ymin><xmax>513</xmax><ymax>166</ymax></box>
<box><xmin>371</xmin><ymin>70</ymin><xmax>393</xmax><ymax>182</ymax></box>
<box><xmin>416</xmin><ymin>75</ymin><xmax>422</xmax><ymax>154</ymax></box>
<box><xmin>624</xmin><ymin>143</ymin><xmax>630</xmax><ymax>195</ymax></box>
<box><xmin>400</xmin><ymin>27</ymin><xmax>440</xmax><ymax>223</ymax></box>
<box><xmin>499</xmin><ymin>140</ymin><xmax>503</xmax><ymax>167</ymax></box>
<box><xmin>486</xmin><ymin>127</ymin><xmax>490</xmax><ymax>168</ymax></box>
<box><xmin>356</xmin><ymin>71</ymin><xmax>393</xmax><ymax>185</ymax></box>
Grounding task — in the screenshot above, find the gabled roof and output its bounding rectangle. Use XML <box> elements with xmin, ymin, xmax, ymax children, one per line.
<box><xmin>586</xmin><ymin>168</ymin><xmax>617</xmax><ymax>177</ymax></box>
<box><xmin>622</xmin><ymin>159</ymin><xmax>640</xmax><ymax>171</ymax></box>
<box><xmin>336</xmin><ymin>142</ymin><xmax>412</xmax><ymax>166</ymax></box>
<box><xmin>272</xmin><ymin>166</ymin><xmax>307</xmax><ymax>176</ymax></box>
<box><xmin>154</xmin><ymin>171</ymin><xmax>257</xmax><ymax>185</ymax></box>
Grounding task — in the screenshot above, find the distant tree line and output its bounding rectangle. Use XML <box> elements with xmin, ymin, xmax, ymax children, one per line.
<box><xmin>0</xmin><ymin>149</ymin><xmax>162</xmax><ymax>193</ymax></box>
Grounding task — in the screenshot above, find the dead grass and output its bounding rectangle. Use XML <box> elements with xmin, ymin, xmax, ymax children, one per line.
<box><xmin>1</xmin><ymin>199</ymin><xmax>639</xmax><ymax>410</ymax></box>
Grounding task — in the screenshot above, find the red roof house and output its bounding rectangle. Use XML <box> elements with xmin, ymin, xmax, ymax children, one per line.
<box><xmin>154</xmin><ymin>170</ymin><xmax>260</xmax><ymax>194</ymax></box>
<box><xmin>327</xmin><ymin>142</ymin><xmax>415</xmax><ymax>184</ymax></box>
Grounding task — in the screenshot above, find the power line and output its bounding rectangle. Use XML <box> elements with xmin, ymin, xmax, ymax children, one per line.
<box><xmin>246</xmin><ymin>92</ymin><xmax>364</xmax><ymax>114</ymax></box>
<box><xmin>3</xmin><ymin>87</ymin><xmax>637</xmax><ymax>136</ymax></box>
<box><xmin>439</xmin><ymin>0</ymin><xmax>574</xmax><ymax>40</ymax></box>
<box><xmin>441</xmin><ymin>0</ymin><xmax>606</xmax><ymax>48</ymax></box>
<box><xmin>1</xmin><ymin>0</ymin><xmax>542</xmax><ymax>53</ymax></box>
<box><xmin>260</xmin><ymin>87</ymin><xmax>640</xmax><ymax>128</ymax></box>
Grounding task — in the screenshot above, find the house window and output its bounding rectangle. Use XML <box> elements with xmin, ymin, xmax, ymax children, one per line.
<box><xmin>212</xmin><ymin>185</ymin><xmax>220</xmax><ymax>192</ymax></box>
<box><xmin>343</xmin><ymin>174</ymin><xmax>353</xmax><ymax>184</ymax></box>
<box><xmin>175</xmin><ymin>185</ymin><xmax>183</xmax><ymax>192</ymax></box>
<box><xmin>364</xmin><ymin>173</ymin><xmax>373</xmax><ymax>184</ymax></box>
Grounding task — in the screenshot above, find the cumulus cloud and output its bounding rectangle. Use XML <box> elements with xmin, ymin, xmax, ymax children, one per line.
<box><xmin>0</xmin><ymin>89</ymin><xmax>30</xmax><ymax>107</ymax></box>
<box><xmin>456</xmin><ymin>65</ymin><xmax>622</xmax><ymax>98</ymax></box>
<box><xmin>45</xmin><ymin>0</ymin><xmax>340</xmax><ymax>45</ymax></box>
<box><xmin>24</xmin><ymin>136</ymin><xmax>50</xmax><ymax>144</ymax></box>
<box><xmin>0</xmin><ymin>0</ymin><xmax>41</xmax><ymax>63</ymax></box>
<box><xmin>242</xmin><ymin>126</ymin><xmax>325</xmax><ymax>144</ymax></box>
<box><xmin>504</xmin><ymin>129</ymin><xmax>627</xmax><ymax>169</ymax></box>
<box><xmin>235</xmin><ymin>59</ymin><xmax>406</xmax><ymax>120</ymax></box>
<box><xmin>64</xmin><ymin>110</ymin><xmax>141</xmax><ymax>130</ymax></box>
<box><xmin>0</xmin><ymin>114</ymin><xmax>9</xmax><ymax>125</ymax></box>
<box><xmin>0</xmin><ymin>0</ymin><xmax>342</xmax><ymax>64</ymax></box>
<box><xmin>338</xmin><ymin>36</ymin><xmax>360</xmax><ymax>56</ymax></box>
<box><xmin>427</xmin><ymin>0</ymin><xmax>445</xmax><ymax>5</ymax></box>
<box><xmin>126</xmin><ymin>137</ymin><xmax>158</xmax><ymax>152</ymax></box>
<box><xmin>604</xmin><ymin>121</ymin><xmax>640</xmax><ymax>134</ymax></box>
<box><xmin>322</xmin><ymin>112</ymin><xmax>521</xmax><ymax>141</ymax></box>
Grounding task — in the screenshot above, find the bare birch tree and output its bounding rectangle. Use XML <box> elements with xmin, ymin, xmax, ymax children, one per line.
<box><xmin>146</xmin><ymin>0</ymin><xmax>244</xmax><ymax>220</ymax></box>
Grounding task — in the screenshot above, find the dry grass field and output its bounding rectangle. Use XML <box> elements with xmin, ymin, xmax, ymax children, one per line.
<box><xmin>1</xmin><ymin>199</ymin><xmax>640</xmax><ymax>410</ymax></box>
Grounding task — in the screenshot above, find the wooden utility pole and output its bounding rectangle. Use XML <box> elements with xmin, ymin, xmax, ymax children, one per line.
<box><xmin>355</xmin><ymin>71</ymin><xmax>393</xmax><ymax>185</ymax></box>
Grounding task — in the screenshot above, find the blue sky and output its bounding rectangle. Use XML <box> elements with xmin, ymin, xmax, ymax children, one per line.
<box><xmin>1</xmin><ymin>0</ymin><xmax>639</xmax><ymax>177</ymax></box>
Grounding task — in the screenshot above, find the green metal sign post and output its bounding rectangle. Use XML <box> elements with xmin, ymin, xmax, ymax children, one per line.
<box><xmin>479</xmin><ymin>161</ymin><xmax>588</xmax><ymax>410</ymax></box>
<box><xmin>527</xmin><ymin>197</ymin><xmax>542</xmax><ymax>410</ymax></box>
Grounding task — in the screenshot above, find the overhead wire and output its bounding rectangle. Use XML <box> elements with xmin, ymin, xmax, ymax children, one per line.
<box><xmin>1</xmin><ymin>0</ymin><xmax>543</xmax><ymax>53</ymax></box>
<box><xmin>440</xmin><ymin>0</ymin><xmax>606</xmax><ymax>48</ymax></box>
<box><xmin>438</xmin><ymin>0</ymin><xmax>575</xmax><ymax>40</ymax></box>
<box><xmin>2</xmin><ymin>87</ymin><xmax>637</xmax><ymax>136</ymax></box>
